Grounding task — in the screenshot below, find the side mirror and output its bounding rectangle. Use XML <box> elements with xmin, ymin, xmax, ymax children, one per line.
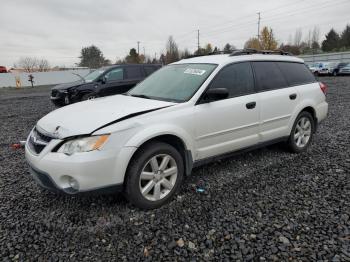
<box><xmin>202</xmin><ymin>88</ymin><xmax>229</xmax><ymax>102</ymax></box>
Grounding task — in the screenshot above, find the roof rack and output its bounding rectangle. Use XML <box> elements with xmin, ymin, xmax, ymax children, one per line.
<box><xmin>229</xmin><ymin>48</ymin><xmax>290</xmax><ymax>56</ymax></box>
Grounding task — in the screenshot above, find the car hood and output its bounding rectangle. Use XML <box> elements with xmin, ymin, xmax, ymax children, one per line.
<box><xmin>37</xmin><ymin>95</ymin><xmax>175</xmax><ymax>138</ymax></box>
<box><xmin>52</xmin><ymin>80</ymin><xmax>84</xmax><ymax>90</ymax></box>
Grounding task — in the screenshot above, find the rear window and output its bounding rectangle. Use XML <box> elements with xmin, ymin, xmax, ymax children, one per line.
<box><xmin>252</xmin><ymin>62</ymin><xmax>288</xmax><ymax>91</ymax></box>
<box><xmin>277</xmin><ymin>62</ymin><xmax>316</xmax><ymax>86</ymax></box>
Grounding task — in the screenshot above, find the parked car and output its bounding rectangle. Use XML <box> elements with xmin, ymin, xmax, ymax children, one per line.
<box><xmin>0</xmin><ymin>66</ymin><xmax>7</xmax><ymax>73</ymax></box>
<box><xmin>307</xmin><ymin>62</ymin><xmax>330</xmax><ymax>76</ymax></box>
<box><xmin>50</xmin><ymin>64</ymin><xmax>161</xmax><ymax>106</ymax></box>
<box><xmin>328</xmin><ymin>62</ymin><xmax>349</xmax><ymax>76</ymax></box>
<box><xmin>338</xmin><ymin>63</ymin><xmax>350</xmax><ymax>75</ymax></box>
<box><xmin>26</xmin><ymin>50</ymin><xmax>328</xmax><ymax>209</ymax></box>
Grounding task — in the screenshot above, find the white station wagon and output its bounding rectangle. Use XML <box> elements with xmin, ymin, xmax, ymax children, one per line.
<box><xmin>25</xmin><ymin>50</ymin><xmax>328</xmax><ymax>209</ymax></box>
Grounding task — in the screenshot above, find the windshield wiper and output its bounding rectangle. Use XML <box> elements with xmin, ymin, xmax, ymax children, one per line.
<box><xmin>129</xmin><ymin>94</ymin><xmax>152</xmax><ymax>99</ymax></box>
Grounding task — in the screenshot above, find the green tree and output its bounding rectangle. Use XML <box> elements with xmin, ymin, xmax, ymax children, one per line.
<box><xmin>79</xmin><ymin>45</ymin><xmax>109</xmax><ymax>68</ymax></box>
<box><xmin>322</xmin><ymin>29</ymin><xmax>340</xmax><ymax>52</ymax></box>
<box><xmin>125</xmin><ymin>48</ymin><xmax>141</xmax><ymax>64</ymax></box>
<box><xmin>340</xmin><ymin>24</ymin><xmax>350</xmax><ymax>49</ymax></box>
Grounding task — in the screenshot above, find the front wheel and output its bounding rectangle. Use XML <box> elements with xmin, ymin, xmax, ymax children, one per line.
<box><xmin>287</xmin><ymin>111</ymin><xmax>315</xmax><ymax>153</ymax></box>
<box><xmin>82</xmin><ymin>93</ymin><xmax>97</xmax><ymax>101</ymax></box>
<box><xmin>125</xmin><ymin>142</ymin><xmax>184</xmax><ymax>209</ymax></box>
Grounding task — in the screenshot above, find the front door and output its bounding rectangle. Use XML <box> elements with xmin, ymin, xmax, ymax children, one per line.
<box><xmin>194</xmin><ymin>62</ymin><xmax>259</xmax><ymax>160</ymax></box>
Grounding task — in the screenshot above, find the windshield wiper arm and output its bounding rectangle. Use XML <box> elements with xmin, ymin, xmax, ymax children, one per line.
<box><xmin>129</xmin><ymin>94</ymin><xmax>152</xmax><ymax>99</ymax></box>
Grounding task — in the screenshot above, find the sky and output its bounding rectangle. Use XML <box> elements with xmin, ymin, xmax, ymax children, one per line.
<box><xmin>0</xmin><ymin>0</ymin><xmax>349</xmax><ymax>67</ymax></box>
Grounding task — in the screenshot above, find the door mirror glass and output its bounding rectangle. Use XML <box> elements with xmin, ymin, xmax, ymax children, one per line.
<box><xmin>203</xmin><ymin>88</ymin><xmax>229</xmax><ymax>102</ymax></box>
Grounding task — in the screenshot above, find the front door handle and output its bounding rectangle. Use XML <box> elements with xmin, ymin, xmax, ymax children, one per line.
<box><xmin>289</xmin><ymin>93</ymin><xmax>297</xmax><ymax>100</ymax></box>
<box><xmin>246</xmin><ymin>102</ymin><xmax>256</xmax><ymax>109</ymax></box>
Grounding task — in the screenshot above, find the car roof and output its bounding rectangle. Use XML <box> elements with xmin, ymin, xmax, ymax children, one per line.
<box><xmin>173</xmin><ymin>54</ymin><xmax>304</xmax><ymax>66</ymax></box>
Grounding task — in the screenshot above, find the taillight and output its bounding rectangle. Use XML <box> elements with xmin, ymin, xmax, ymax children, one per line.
<box><xmin>319</xmin><ymin>82</ymin><xmax>327</xmax><ymax>95</ymax></box>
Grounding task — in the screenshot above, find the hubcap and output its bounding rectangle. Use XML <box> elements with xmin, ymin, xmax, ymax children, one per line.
<box><xmin>294</xmin><ymin>117</ymin><xmax>312</xmax><ymax>148</ymax></box>
<box><xmin>88</xmin><ymin>96</ymin><xmax>95</xmax><ymax>100</ymax></box>
<box><xmin>139</xmin><ymin>154</ymin><xmax>178</xmax><ymax>201</ymax></box>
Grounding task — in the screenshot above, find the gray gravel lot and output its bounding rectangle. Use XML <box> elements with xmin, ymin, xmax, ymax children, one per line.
<box><xmin>0</xmin><ymin>78</ymin><xmax>349</xmax><ymax>261</ymax></box>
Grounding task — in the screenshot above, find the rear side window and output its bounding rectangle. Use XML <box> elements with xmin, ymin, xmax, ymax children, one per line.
<box><xmin>144</xmin><ymin>66</ymin><xmax>157</xmax><ymax>76</ymax></box>
<box><xmin>252</xmin><ymin>62</ymin><xmax>288</xmax><ymax>91</ymax></box>
<box><xmin>277</xmin><ymin>62</ymin><xmax>315</xmax><ymax>86</ymax></box>
<box><xmin>209</xmin><ymin>62</ymin><xmax>255</xmax><ymax>98</ymax></box>
<box><xmin>126</xmin><ymin>66</ymin><xmax>143</xmax><ymax>79</ymax></box>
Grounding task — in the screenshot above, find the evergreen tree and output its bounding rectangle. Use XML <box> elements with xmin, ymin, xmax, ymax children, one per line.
<box><xmin>322</xmin><ymin>29</ymin><xmax>340</xmax><ymax>52</ymax></box>
<box><xmin>79</xmin><ymin>45</ymin><xmax>108</xmax><ymax>68</ymax></box>
<box><xmin>340</xmin><ymin>24</ymin><xmax>350</xmax><ymax>49</ymax></box>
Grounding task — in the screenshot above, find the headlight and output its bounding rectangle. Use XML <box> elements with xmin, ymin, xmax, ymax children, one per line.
<box><xmin>57</xmin><ymin>135</ymin><xmax>109</xmax><ymax>155</ymax></box>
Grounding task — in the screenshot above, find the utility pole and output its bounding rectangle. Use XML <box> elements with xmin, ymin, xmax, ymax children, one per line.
<box><xmin>197</xmin><ymin>29</ymin><xmax>200</xmax><ymax>54</ymax></box>
<box><xmin>257</xmin><ymin>12</ymin><xmax>261</xmax><ymax>41</ymax></box>
<box><xmin>137</xmin><ymin>41</ymin><xmax>140</xmax><ymax>55</ymax></box>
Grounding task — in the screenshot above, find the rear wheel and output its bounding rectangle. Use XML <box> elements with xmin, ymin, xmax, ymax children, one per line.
<box><xmin>125</xmin><ymin>142</ymin><xmax>184</xmax><ymax>209</ymax></box>
<box><xmin>287</xmin><ymin>111</ymin><xmax>315</xmax><ymax>153</ymax></box>
<box><xmin>333</xmin><ymin>71</ymin><xmax>337</xmax><ymax>76</ymax></box>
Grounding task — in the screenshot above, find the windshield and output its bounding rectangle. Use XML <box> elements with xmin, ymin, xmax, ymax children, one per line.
<box><xmin>84</xmin><ymin>69</ymin><xmax>106</xmax><ymax>82</ymax></box>
<box><xmin>128</xmin><ymin>63</ymin><xmax>217</xmax><ymax>102</ymax></box>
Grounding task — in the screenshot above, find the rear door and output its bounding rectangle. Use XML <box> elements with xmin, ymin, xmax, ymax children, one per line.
<box><xmin>194</xmin><ymin>62</ymin><xmax>260</xmax><ymax>159</ymax></box>
<box><xmin>123</xmin><ymin>65</ymin><xmax>145</xmax><ymax>92</ymax></box>
<box><xmin>252</xmin><ymin>61</ymin><xmax>298</xmax><ymax>142</ymax></box>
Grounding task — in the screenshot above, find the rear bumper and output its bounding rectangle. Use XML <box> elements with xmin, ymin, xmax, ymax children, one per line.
<box><xmin>316</xmin><ymin>101</ymin><xmax>328</xmax><ymax>123</ymax></box>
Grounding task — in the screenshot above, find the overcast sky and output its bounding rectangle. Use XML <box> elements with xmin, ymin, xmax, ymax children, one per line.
<box><xmin>0</xmin><ymin>0</ymin><xmax>349</xmax><ymax>67</ymax></box>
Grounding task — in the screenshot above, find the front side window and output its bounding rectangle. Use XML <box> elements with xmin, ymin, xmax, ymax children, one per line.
<box><xmin>129</xmin><ymin>64</ymin><xmax>217</xmax><ymax>102</ymax></box>
<box><xmin>209</xmin><ymin>62</ymin><xmax>255</xmax><ymax>98</ymax></box>
<box><xmin>105</xmin><ymin>68</ymin><xmax>124</xmax><ymax>81</ymax></box>
<box><xmin>277</xmin><ymin>62</ymin><xmax>315</xmax><ymax>86</ymax></box>
<box><xmin>252</xmin><ymin>62</ymin><xmax>288</xmax><ymax>91</ymax></box>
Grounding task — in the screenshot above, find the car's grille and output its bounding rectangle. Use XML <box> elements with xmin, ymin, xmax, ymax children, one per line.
<box><xmin>28</xmin><ymin>127</ymin><xmax>53</xmax><ymax>154</ymax></box>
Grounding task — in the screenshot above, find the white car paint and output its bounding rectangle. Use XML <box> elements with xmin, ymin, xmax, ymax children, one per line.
<box><xmin>25</xmin><ymin>54</ymin><xmax>328</xmax><ymax>194</ymax></box>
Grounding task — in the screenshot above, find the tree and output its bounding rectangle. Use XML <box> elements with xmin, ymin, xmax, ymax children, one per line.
<box><xmin>79</xmin><ymin>45</ymin><xmax>109</xmax><ymax>68</ymax></box>
<box><xmin>37</xmin><ymin>59</ymin><xmax>50</xmax><ymax>72</ymax></box>
<box><xmin>260</xmin><ymin>27</ymin><xmax>278</xmax><ymax>50</ymax></box>
<box><xmin>125</xmin><ymin>48</ymin><xmax>140</xmax><ymax>63</ymax></box>
<box><xmin>294</xmin><ymin>28</ymin><xmax>303</xmax><ymax>47</ymax></box>
<box><xmin>341</xmin><ymin>24</ymin><xmax>350</xmax><ymax>49</ymax></box>
<box><xmin>244</xmin><ymin>37</ymin><xmax>260</xmax><ymax>50</ymax></box>
<box><xmin>165</xmin><ymin>36</ymin><xmax>179</xmax><ymax>64</ymax></box>
<box><xmin>322</xmin><ymin>29</ymin><xmax>340</xmax><ymax>52</ymax></box>
<box><xmin>15</xmin><ymin>57</ymin><xmax>38</xmax><ymax>72</ymax></box>
<box><xmin>279</xmin><ymin>43</ymin><xmax>301</xmax><ymax>55</ymax></box>
<box><xmin>223</xmin><ymin>43</ymin><xmax>235</xmax><ymax>53</ymax></box>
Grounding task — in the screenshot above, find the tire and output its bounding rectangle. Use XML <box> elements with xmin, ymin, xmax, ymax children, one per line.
<box><xmin>287</xmin><ymin>111</ymin><xmax>315</xmax><ymax>153</ymax></box>
<box><xmin>125</xmin><ymin>142</ymin><xmax>184</xmax><ymax>209</ymax></box>
<box><xmin>314</xmin><ymin>71</ymin><xmax>319</xmax><ymax>76</ymax></box>
<box><xmin>82</xmin><ymin>93</ymin><xmax>97</xmax><ymax>101</ymax></box>
<box><xmin>333</xmin><ymin>71</ymin><xmax>337</xmax><ymax>76</ymax></box>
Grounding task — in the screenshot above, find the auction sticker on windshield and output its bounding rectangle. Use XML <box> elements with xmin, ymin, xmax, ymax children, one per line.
<box><xmin>184</xmin><ymin>68</ymin><xmax>206</xmax><ymax>75</ymax></box>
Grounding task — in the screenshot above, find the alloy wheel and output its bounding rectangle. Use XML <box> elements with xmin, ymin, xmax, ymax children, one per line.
<box><xmin>139</xmin><ymin>154</ymin><xmax>178</xmax><ymax>201</ymax></box>
<box><xmin>294</xmin><ymin>117</ymin><xmax>312</xmax><ymax>148</ymax></box>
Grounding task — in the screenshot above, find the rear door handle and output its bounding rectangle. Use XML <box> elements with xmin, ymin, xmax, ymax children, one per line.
<box><xmin>246</xmin><ymin>102</ymin><xmax>256</xmax><ymax>109</ymax></box>
<box><xmin>289</xmin><ymin>93</ymin><xmax>297</xmax><ymax>100</ymax></box>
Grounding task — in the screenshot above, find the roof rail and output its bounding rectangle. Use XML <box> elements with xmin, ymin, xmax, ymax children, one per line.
<box><xmin>230</xmin><ymin>49</ymin><xmax>290</xmax><ymax>56</ymax></box>
<box><xmin>184</xmin><ymin>50</ymin><xmax>231</xmax><ymax>59</ymax></box>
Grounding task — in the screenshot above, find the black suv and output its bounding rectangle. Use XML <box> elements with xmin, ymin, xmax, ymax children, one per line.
<box><xmin>50</xmin><ymin>64</ymin><xmax>161</xmax><ymax>106</ymax></box>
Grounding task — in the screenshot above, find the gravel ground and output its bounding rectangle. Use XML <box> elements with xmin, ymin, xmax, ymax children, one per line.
<box><xmin>0</xmin><ymin>78</ymin><xmax>349</xmax><ymax>261</ymax></box>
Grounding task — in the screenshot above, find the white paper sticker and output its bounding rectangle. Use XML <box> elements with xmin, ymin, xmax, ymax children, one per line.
<box><xmin>184</xmin><ymin>68</ymin><xmax>206</xmax><ymax>76</ymax></box>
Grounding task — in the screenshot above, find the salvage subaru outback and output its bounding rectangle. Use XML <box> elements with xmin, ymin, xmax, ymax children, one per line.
<box><xmin>25</xmin><ymin>50</ymin><xmax>328</xmax><ymax>209</ymax></box>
